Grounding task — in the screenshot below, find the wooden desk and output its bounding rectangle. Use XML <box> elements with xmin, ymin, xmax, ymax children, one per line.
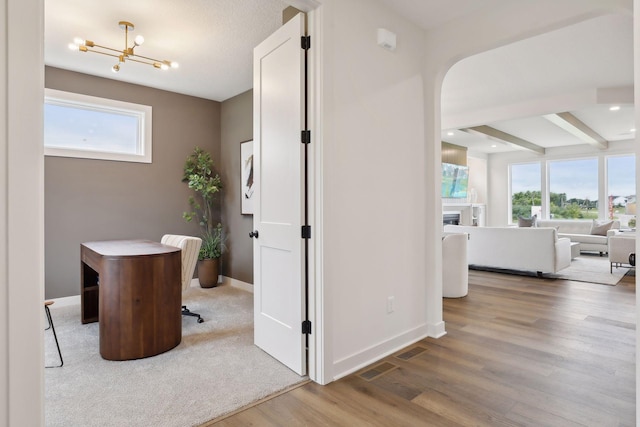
<box><xmin>81</xmin><ymin>240</ymin><xmax>182</xmax><ymax>361</ymax></box>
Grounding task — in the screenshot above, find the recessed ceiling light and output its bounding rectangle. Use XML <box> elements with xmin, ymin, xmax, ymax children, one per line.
<box><xmin>447</xmin><ymin>131</ymin><xmax>454</xmax><ymax>136</ymax></box>
<box><xmin>609</xmin><ymin>105</ymin><xmax>621</xmax><ymax>111</ymax></box>
<box><xmin>491</xmin><ymin>144</ymin><xmax>497</xmax><ymax>148</ymax></box>
<box><xmin>631</xmin><ymin>128</ymin><xmax>636</xmax><ymax>132</ymax></box>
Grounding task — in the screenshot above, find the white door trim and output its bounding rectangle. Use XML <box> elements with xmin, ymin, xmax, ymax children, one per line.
<box><xmin>282</xmin><ymin>0</ymin><xmax>326</xmax><ymax>385</ymax></box>
<box><xmin>2</xmin><ymin>0</ymin><xmax>45</xmax><ymax>425</ymax></box>
<box><xmin>305</xmin><ymin>6</ymin><xmax>327</xmax><ymax>385</ymax></box>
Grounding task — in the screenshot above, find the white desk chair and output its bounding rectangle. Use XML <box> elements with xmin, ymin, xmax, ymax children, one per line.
<box><xmin>161</xmin><ymin>234</ymin><xmax>204</xmax><ymax>323</ymax></box>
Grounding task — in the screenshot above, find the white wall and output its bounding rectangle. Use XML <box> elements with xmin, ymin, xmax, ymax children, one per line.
<box><xmin>317</xmin><ymin>0</ymin><xmax>633</xmax><ymax>382</ymax></box>
<box><xmin>319</xmin><ymin>0</ymin><xmax>428</xmax><ymax>379</ymax></box>
<box><xmin>468</xmin><ymin>154</ymin><xmax>488</xmax><ymax>204</ymax></box>
<box><xmin>1</xmin><ymin>0</ymin><xmax>45</xmax><ymax>425</ymax></box>
<box><xmin>486</xmin><ymin>140</ymin><xmax>635</xmax><ymax>226</ymax></box>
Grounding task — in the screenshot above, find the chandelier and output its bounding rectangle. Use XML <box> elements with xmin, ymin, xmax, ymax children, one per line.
<box><xmin>69</xmin><ymin>21</ymin><xmax>179</xmax><ymax>73</ymax></box>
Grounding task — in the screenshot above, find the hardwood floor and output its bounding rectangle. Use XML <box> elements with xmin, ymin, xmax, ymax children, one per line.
<box><xmin>208</xmin><ymin>270</ymin><xmax>636</xmax><ymax>426</ymax></box>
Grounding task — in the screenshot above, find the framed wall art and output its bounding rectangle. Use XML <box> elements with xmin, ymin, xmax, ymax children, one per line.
<box><xmin>240</xmin><ymin>140</ymin><xmax>254</xmax><ymax>215</ymax></box>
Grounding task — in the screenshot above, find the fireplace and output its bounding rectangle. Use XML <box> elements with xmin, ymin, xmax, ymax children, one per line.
<box><xmin>443</xmin><ymin>211</ymin><xmax>461</xmax><ymax>225</ymax></box>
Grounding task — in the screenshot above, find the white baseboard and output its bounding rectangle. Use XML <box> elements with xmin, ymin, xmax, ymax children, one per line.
<box><xmin>331</xmin><ymin>324</ymin><xmax>431</xmax><ymax>381</ymax></box>
<box><xmin>428</xmin><ymin>321</ymin><xmax>447</xmax><ymax>338</ymax></box>
<box><xmin>222</xmin><ymin>276</ymin><xmax>253</xmax><ymax>293</ymax></box>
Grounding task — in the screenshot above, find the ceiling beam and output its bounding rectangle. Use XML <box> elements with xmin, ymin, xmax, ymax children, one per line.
<box><xmin>461</xmin><ymin>125</ymin><xmax>546</xmax><ymax>154</ymax></box>
<box><xmin>543</xmin><ymin>112</ymin><xmax>608</xmax><ymax>150</ymax></box>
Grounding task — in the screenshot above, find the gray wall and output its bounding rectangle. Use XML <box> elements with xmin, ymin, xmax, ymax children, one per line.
<box><xmin>220</xmin><ymin>90</ymin><xmax>254</xmax><ymax>284</ymax></box>
<box><xmin>45</xmin><ymin>66</ymin><xmax>221</xmax><ymax>298</ymax></box>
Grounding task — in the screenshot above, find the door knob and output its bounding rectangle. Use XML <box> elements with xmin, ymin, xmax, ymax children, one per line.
<box><xmin>249</xmin><ymin>230</ymin><xmax>259</xmax><ymax>239</ymax></box>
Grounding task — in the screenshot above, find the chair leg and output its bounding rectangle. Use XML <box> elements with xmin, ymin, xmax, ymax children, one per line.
<box><xmin>182</xmin><ymin>305</ymin><xmax>204</xmax><ymax>323</ymax></box>
<box><xmin>44</xmin><ymin>303</ymin><xmax>63</xmax><ymax>368</ymax></box>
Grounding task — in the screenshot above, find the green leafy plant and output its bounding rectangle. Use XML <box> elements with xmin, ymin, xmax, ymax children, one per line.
<box><xmin>182</xmin><ymin>147</ymin><xmax>225</xmax><ymax>259</ymax></box>
<box><xmin>199</xmin><ymin>223</ymin><xmax>227</xmax><ymax>260</ymax></box>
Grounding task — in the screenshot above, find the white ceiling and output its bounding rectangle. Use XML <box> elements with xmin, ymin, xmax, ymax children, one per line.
<box><xmin>45</xmin><ymin>0</ymin><xmax>289</xmax><ymax>102</ymax></box>
<box><xmin>440</xmin><ymin>13</ymin><xmax>634</xmax><ymax>154</ymax></box>
<box><xmin>376</xmin><ymin>0</ymin><xmax>515</xmax><ymax>31</ymax></box>
<box><xmin>44</xmin><ymin>1</ymin><xmax>635</xmax><ymax>154</ymax></box>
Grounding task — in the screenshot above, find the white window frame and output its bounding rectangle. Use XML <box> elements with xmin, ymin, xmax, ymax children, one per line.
<box><xmin>44</xmin><ymin>88</ymin><xmax>152</xmax><ymax>163</ymax></box>
<box><xmin>508</xmin><ymin>151</ymin><xmax>636</xmax><ymax>223</ymax></box>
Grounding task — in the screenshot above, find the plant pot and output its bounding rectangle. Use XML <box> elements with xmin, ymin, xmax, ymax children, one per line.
<box><xmin>197</xmin><ymin>258</ymin><xmax>219</xmax><ymax>288</ymax></box>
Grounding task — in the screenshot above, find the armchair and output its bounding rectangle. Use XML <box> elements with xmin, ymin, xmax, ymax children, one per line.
<box><xmin>608</xmin><ymin>234</ymin><xmax>636</xmax><ymax>273</ymax></box>
<box><xmin>161</xmin><ymin>234</ymin><xmax>204</xmax><ymax>323</ymax></box>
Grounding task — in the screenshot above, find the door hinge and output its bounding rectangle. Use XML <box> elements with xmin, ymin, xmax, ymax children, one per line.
<box><xmin>302</xmin><ymin>320</ymin><xmax>312</xmax><ymax>334</ymax></box>
<box><xmin>302</xmin><ymin>225</ymin><xmax>311</xmax><ymax>239</ymax></box>
<box><xmin>301</xmin><ymin>130</ymin><xmax>311</xmax><ymax>144</ymax></box>
<box><xmin>301</xmin><ymin>35</ymin><xmax>311</xmax><ymax>50</ymax></box>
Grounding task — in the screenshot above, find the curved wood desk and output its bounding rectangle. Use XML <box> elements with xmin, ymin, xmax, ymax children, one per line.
<box><xmin>81</xmin><ymin>240</ymin><xmax>182</xmax><ymax>361</ymax></box>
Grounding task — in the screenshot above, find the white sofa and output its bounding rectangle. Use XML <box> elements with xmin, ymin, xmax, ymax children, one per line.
<box><xmin>535</xmin><ymin>219</ymin><xmax>620</xmax><ymax>255</ymax></box>
<box><xmin>444</xmin><ymin>225</ymin><xmax>572</xmax><ymax>276</ymax></box>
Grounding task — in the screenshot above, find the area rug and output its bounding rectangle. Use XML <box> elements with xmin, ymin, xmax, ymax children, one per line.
<box><xmin>44</xmin><ymin>285</ymin><xmax>306</xmax><ymax>427</ymax></box>
<box><xmin>551</xmin><ymin>253</ymin><xmax>631</xmax><ymax>285</ymax></box>
<box><xmin>469</xmin><ymin>253</ymin><xmax>631</xmax><ymax>286</ymax></box>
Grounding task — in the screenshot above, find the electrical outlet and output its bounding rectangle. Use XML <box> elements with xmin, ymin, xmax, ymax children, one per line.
<box><xmin>387</xmin><ymin>296</ymin><xmax>395</xmax><ymax>313</ymax></box>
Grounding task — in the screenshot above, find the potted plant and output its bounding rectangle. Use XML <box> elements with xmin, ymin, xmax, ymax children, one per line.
<box><xmin>182</xmin><ymin>147</ymin><xmax>225</xmax><ymax>288</ymax></box>
<box><xmin>197</xmin><ymin>223</ymin><xmax>227</xmax><ymax>287</ymax></box>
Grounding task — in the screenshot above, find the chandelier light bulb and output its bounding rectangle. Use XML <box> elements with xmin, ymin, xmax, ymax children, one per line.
<box><xmin>134</xmin><ymin>35</ymin><xmax>144</xmax><ymax>46</ymax></box>
<box><xmin>68</xmin><ymin>43</ymin><xmax>78</xmax><ymax>51</ymax></box>
<box><xmin>160</xmin><ymin>63</ymin><xmax>169</xmax><ymax>71</ymax></box>
<box><xmin>73</xmin><ymin>37</ymin><xmax>85</xmax><ymax>46</ymax></box>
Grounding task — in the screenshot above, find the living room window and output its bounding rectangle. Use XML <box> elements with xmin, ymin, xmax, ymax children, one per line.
<box><xmin>44</xmin><ymin>88</ymin><xmax>152</xmax><ymax>163</ymax></box>
<box><xmin>607</xmin><ymin>154</ymin><xmax>636</xmax><ymax>226</ymax></box>
<box><xmin>549</xmin><ymin>158</ymin><xmax>598</xmax><ymax>219</ymax></box>
<box><xmin>510</xmin><ymin>162</ymin><xmax>541</xmax><ymax>222</ymax></box>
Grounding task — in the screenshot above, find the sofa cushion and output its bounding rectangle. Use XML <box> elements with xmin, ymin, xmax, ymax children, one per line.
<box><xmin>536</xmin><ymin>219</ymin><xmax>620</xmax><ymax>235</ymax></box>
<box><xmin>590</xmin><ymin>220</ymin><xmax>614</xmax><ymax>236</ymax></box>
<box><xmin>560</xmin><ymin>233</ymin><xmax>608</xmax><ymax>245</ymax></box>
<box><xmin>518</xmin><ymin>215</ymin><xmax>537</xmax><ymax>227</ymax></box>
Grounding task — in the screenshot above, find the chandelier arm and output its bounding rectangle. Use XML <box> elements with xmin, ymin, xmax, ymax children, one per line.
<box><xmin>130</xmin><ymin>53</ymin><xmax>169</xmax><ymax>64</ymax></box>
<box><xmin>90</xmin><ymin>44</ymin><xmax>126</xmax><ymax>55</ymax></box>
<box><xmin>86</xmin><ymin>50</ymin><xmax>122</xmax><ymax>60</ymax></box>
<box><xmin>126</xmin><ymin>57</ymin><xmax>156</xmax><ymax>66</ymax></box>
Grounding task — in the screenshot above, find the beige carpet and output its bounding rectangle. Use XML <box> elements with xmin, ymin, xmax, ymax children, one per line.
<box><xmin>551</xmin><ymin>253</ymin><xmax>631</xmax><ymax>285</ymax></box>
<box><xmin>44</xmin><ymin>285</ymin><xmax>306</xmax><ymax>427</ymax></box>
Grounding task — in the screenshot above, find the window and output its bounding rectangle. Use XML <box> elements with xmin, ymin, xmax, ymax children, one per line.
<box><xmin>549</xmin><ymin>158</ymin><xmax>598</xmax><ymax>219</ymax></box>
<box><xmin>607</xmin><ymin>155</ymin><xmax>636</xmax><ymax>226</ymax></box>
<box><xmin>44</xmin><ymin>89</ymin><xmax>152</xmax><ymax>163</ymax></box>
<box><xmin>510</xmin><ymin>162</ymin><xmax>541</xmax><ymax>222</ymax></box>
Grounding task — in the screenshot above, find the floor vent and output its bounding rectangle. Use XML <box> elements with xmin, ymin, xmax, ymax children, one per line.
<box><xmin>359</xmin><ymin>361</ymin><xmax>397</xmax><ymax>381</ymax></box>
<box><xmin>395</xmin><ymin>346</ymin><xmax>427</xmax><ymax>361</ymax></box>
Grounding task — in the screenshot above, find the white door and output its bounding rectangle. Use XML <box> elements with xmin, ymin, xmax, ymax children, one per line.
<box><xmin>252</xmin><ymin>13</ymin><xmax>307</xmax><ymax>375</ymax></box>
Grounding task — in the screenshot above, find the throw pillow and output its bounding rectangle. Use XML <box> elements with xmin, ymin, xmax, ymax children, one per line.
<box><xmin>590</xmin><ymin>220</ymin><xmax>613</xmax><ymax>236</ymax></box>
<box><xmin>518</xmin><ymin>214</ymin><xmax>537</xmax><ymax>227</ymax></box>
